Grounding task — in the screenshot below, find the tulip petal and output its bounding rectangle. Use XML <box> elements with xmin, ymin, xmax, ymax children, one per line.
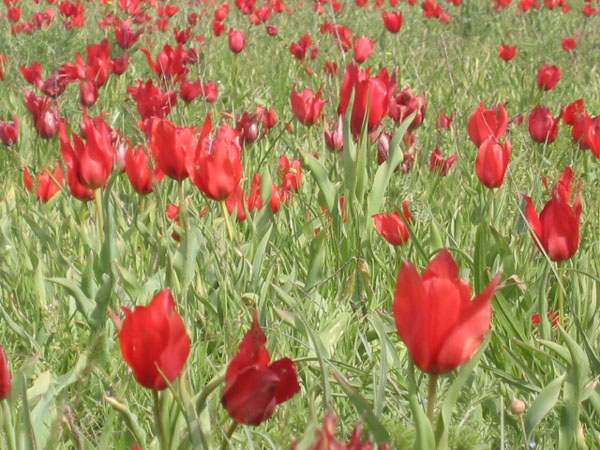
<box><xmin>422</xmin><ymin>248</ymin><xmax>458</xmax><ymax>281</ymax></box>
<box><xmin>269</xmin><ymin>357</ymin><xmax>301</xmax><ymax>404</ymax></box>
<box><xmin>226</xmin><ymin>313</ymin><xmax>271</xmax><ymax>383</ymax></box>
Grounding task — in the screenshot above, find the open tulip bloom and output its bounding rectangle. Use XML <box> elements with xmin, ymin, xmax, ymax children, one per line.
<box><xmin>394</xmin><ymin>249</ymin><xmax>501</xmax><ymax>375</ymax></box>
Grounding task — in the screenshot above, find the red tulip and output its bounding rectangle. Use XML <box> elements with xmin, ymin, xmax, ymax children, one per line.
<box><xmin>324</xmin><ymin>116</ymin><xmax>344</xmax><ymax>152</ymax></box>
<box><xmin>0</xmin><ymin>115</ymin><xmax>19</xmax><ymax>146</ymax></box>
<box><xmin>436</xmin><ymin>109</ymin><xmax>454</xmax><ymax>130</ymax></box>
<box><xmin>528</xmin><ymin>105</ymin><xmax>560</xmax><ymax>144</ymax></box>
<box><xmin>187</xmin><ymin>114</ymin><xmax>243</xmax><ymax>201</ymax></box>
<box><xmin>125</xmin><ymin>145</ymin><xmax>162</xmax><ymax>194</ymax></box>
<box><xmin>373</xmin><ymin>202</ymin><xmax>411</xmax><ymax>246</ymax></box>
<box><xmin>523</xmin><ymin>167</ymin><xmax>582</xmax><ymax>261</ymax></box>
<box><xmin>228</xmin><ymin>29</ymin><xmax>246</xmax><ymax>53</ymax></box>
<box><xmin>114</xmin><ymin>19</ymin><xmax>143</xmax><ymax>50</ymax></box>
<box><xmin>289</xmin><ymin>34</ymin><xmax>312</xmax><ymax>61</ymax></box>
<box><xmin>475</xmin><ymin>137</ymin><xmax>511</xmax><ymax>188</ymax></box>
<box><xmin>537</xmin><ymin>64</ymin><xmax>562</xmax><ymax>91</ymax></box>
<box><xmin>382</xmin><ymin>11</ymin><xmax>403</xmax><ymax>33</ymax></box>
<box><xmin>279</xmin><ymin>155</ymin><xmax>302</xmax><ymax>200</ymax></box>
<box><xmin>110</xmin><ymin>55</ymin><xmax>129</xmax><ymax>75</ymax></box>
<box><xmin>290</xmin><ymin>85</ymin><xmax>327</xmax><ymax>126</ymax></box>
<box><xmin>429</xmin><ymin>148</ymin><xmax>458</xmax><ymax>175</ymax></box>
<box><xmin>353</xmin><ymin>36</ymin><xmax>374</xmax><ymax>64</ymax></box>
<box><xmin>388</xmin><ymin>86</ymin><xmax>427</xmax><ymax>130</ymax></box>
<box><xmin>24</xmin><ymin>91</ymin><xmax>61</xmax><ymax>139</ymax></box>
<box><xmin>119</xmin><ymin>289</ymin><xmax>190</xmax><ymax>390</ymax></box>
<box><xmin>562</xmin><ymin>36</ymin><xmax>577</xmax><ymax>52</ymax></box>
<box><xmin>338</xmin><ymin>62</ymin><xmax>394</xmax><ymax>137</ymax></box>
<box><xmin>139</xmin><ymin>44</ymin><xmax>188</xmax><ymax>81</ymax></box>
<box><xmin>180</xmin><ymin>79</ymin><xmax>202</xmax><ymax>103</ymax></box>
<box><xmin>467</xmin><ymin>102</ymin><xmax>508</xmax><ymax>148</ymax></box>
<box><xmin>128</xmin><ymin>79</ymin><xmax>178</xmax><ymax>122</ymax></box>
<box><xmin>498</xmin><ymin>45</ymin><xmax>517</xmax><ymax>61</ymax></box>
<box><xmin>221</xmin><ymin>313</ymin><xmax>300</xmax><ymax>425</ymax></box>
<box><xmin>394</xmin><ymin>249</ymin><xmax>500</xmax><ymax>374</ymax></box>
<box><xmin>59</xmin><ymin>115</ymin><xmax>114</xmax><ymax>191</ymax></box>
<box><xmin>0</xmin><ymin>346</ymin><xmax>11</xmax><ymax>400</ymax></box>
<box><xmin>150</xmin><ymin>118</ymin><xmax>195</xmax><ymax>182</ymax></box>
<box><xmin>24</xmin><ymin>162</ymin><xmax>63</xmax><ymax>202</ymax></box>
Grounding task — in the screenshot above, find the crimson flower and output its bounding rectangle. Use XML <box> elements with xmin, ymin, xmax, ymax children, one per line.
<box><xmin>475</xmin><ymin>137</ymin><xmax>511</xmax><ymax>188</ymax></box>
<box><xmin>537</xmin><ymin>64</ymin><xmax>562</xmax><ymax>91</ymax></box>
<box><xmin>467</xmin><ymin>102</ymin><xmax>508</xmax><ymax>148</ymax></box>
<box><xmin>290</xmin><ymin>85</ymin><xmax>327</xmax><ymax>126</ymax></box>
<box><xmin>0</xmin><ymin>115</ymin><xmax>19</xmax><ymax>146</ymax></box>
<box><xmin>394</xmin><ymin>249</ymin><xmax>500</xmax><ymax>374</ymax></box>
<box><xmin>498</xmin><ymin>45</ymin><xmax>517</xmax><ymax>61</ymax></box>
<box><xmin>382</xmin><ymin>11</ymin><xmax>403</xmax><ymax>33</ymax></box>
<box><xmin>528</xmin><ymin>105</ymin><xmax>560</xmax><ymax>144</ymax></box>
<box><xmin>150</xmin><ymin>118</ymin><xmax>195</xmax><ymax>181</ymax></box>
<box><xmin>221</xmin><ymin>313</ymin><xmax>300</xmax><ymax>425</ymax></box>
<box><xmin>373</xmin><ymin>202</ymin><xmax>411</xmax><ymax>246</ymax></box>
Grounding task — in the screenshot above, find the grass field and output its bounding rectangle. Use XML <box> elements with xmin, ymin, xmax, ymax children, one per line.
<box><xmin>1</xmin><ymin>0</ymin><xmax>600</xmax><ymax>448</ymax></box>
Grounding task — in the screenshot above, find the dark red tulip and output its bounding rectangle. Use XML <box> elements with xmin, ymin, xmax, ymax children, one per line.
<box><xmin>467</xmin><ymin>102</ymin><xmax>508</xmax><ymax>148</ymax></box>
<box><xmin>187</xmin><ymin>114</ymin><xmax>243</xmax><ymax>201</ymax></box>
<box><xmin>382</xmin><ymin>11</ymin><xmax>403</xmax><ymax>33</ymax></box>
<box><xmin>0</xmin><ymin>346</ymin><xmax>11</xmax><ymax>400</ymax></box>
<box><xmin>528</xmin><ymin>105</ymin><xmax>560</xmax><ymax>144</ymax></box>
<box><xmin>498</xmin><ymin>45</ymin><xmax>517</xmax><ymax>61</ymax></box>
<box><xmin>0</xmin><ymin>115</ymin><xmax>19</xmax><ymax>146</ymax></box>
<box><xmin>290</xmin><ymin>85</ymin><xmax>327</xmax><ymax>127</ymax></box>
<box><xmin>373</xmin><ymin>202</ymin><xmax>411</xmax><ymax>246</ymax></box>
<box><xmin>394</xmin><ymin>249</ymin><xmax>500</xmax><ymax>374</ymax></box>
<box><xmin>228</xmin><ymin>29</ymin><xmax>246</xmax><ymax>53</ymax></box>
<box><xmin>537</xmin><ymin>64</ymin><xmax>562</xmax><ymax>91</ymax></box>
<box><xmin>221</xmin><ymin>313</ymin><xmax>300</xmax><ymax>425</ymax></box>
<box><xmin>110</xmin><ymin>54</ymin><xmax>129</xmax><ymax>75</ymax></box>
<box><xmin>119</xmin><ymin>289</ymin><xmax>190</xmax><ymax>390</ymax></box>
<box><xmin>523</xmin><ymin>167</ymin><xmax>582</xmax><ymax>261</ymax></box>
<box><xmin>150</xmin><ymin>118</ymin><xmax>195</xmax><ymax>182</ymax></box>
<box><xmin>429</xmin><ymin>148</ymin><xmax>458</xmax><ymax>175</ymax></box>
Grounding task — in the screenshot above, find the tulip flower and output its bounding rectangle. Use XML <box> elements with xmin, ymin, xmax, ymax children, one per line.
<box><xmin>125</xmin><ymin>145</ymin><xmax>163</xmax><ymax>194</ymax></box>
<box><xmin>114</xmin><ymin>19</ymin><xmax>143</xmax><ymax>50</ymax></box>
<box><xmin>324</xmin><ymin>116</ymin><xmax>344</xmax><ymax>152</ymax></box>
<box><xmin>498</xmin><ymin>45</ymin><xmax>517</xmax><ymax>61</ymax></box>
<box><xmin>24</xmin><ymin>91</ymin><xmax>61</xmax><ymax>139</ymax></box>
<box><xmin>139</xmin><ymin>44</ymin><xmax>188</xmax><ymax>81</ymax></box>
<box><xmin>59</xmin><ymin>115</ymin><xmax>114</xmax><ymax>191</ymax></box>
<box><xmin>394</xmin><ymin>249</ymin><xmax>500</xmax><ymax>374</ymax></box>
<box><xmin>436</xmin><ymin>109</ymin><xmax>454</xmax><ymax>130</ymax></box>
<box><xmin>221</xmin><ymin>313</ymin><xmax>300</xmax><ymax>425</ymax></box>
<box><xmin>187</xmin><ymin>114</ymin><xmax>243</xmax><ymax>201</ymax></box>
<box><xmin>150</xmin><ymin>118</ymin><xmax>195</xmax><ymax>181</ymax></box>
<box><xmin>180</xmin><ymin>78</ymin><xmax>202</xmax><ymax>103</ymax></box>
<box><xmin>475</xmin><ymin>137</ymin><xmax>511</xmax><ymax>188</ymax></box>
<box><xmin>467</xmin><ymin>102</ymin><xmax>508</xmax><ymax>148</ymax></box>
<box><xmin>562</xmin><ymin>36</ymin><xmax>576</xmax><ymax>52</ymax></box>
<box><xmin>382</xmin><ymin>11</ymin><xmax>403</xmax><ymax>33</ymax></box>
<box><xmin>389</xmin><ymin>86</ymin><xmax>427</xmax><ymax>130</ymax></box>
<box><xmin>128</xmin><ymin>79</ymin><xmax>178</xmax><ymax>122</ymax></box>
<box><xmin>338</xmin><ymin>62</ymin><xmax>394</xmax><ymax>137</ymax></box>
<box><xmin>0</xmin><ymin>115</ymin><xmax>19</xmax><ymax>146</ymax></box>
<box><xmin>373</xmin><ymin>202</ymin><xmax>411</xmax><ymax>246</ymax></box>
<box><xmin>23</xmin><ymin>162</ymin><xmax>63</xmax><ymax>202</ymax></box>
<box><xmin>0</xmin><ymin>346</ymin><xmax>11</xmax><ymax>400</ymax></box>
<box><xmin>228</xmin><ymin>29</ymin><xmax>246</xmax><ymax>53</ymax></box>
<box><xmin>119</xmin><ymin>289</ymin><xmax>190</xmax><ymax>390</ymax></box>
<box><xmin>429</xmin><ymin>148</ymin><xmax>458</xmax><ymax>175</ymax></box>
<box><xmin>537</xmin><ymin>64</ymin><xmax>562</xmax><ymax>91</ymax></box>
<box><xmin>523</xmin><ymin>166</ymin><xmax>582</xmax><ymax>261</ymax></box>
<box><xmin>353</xmin><ymin>36</ymin><xmax>374</xmax><ymax>64</ymax></box>
<box><xmin>290</xmin><ymin>85</ymin><xmax>327</xmax><ymax>126</ymax></box>
<box><xmin>528</xmin><ymin>105</ymin><xmax>560</xmax><ymax>144</ymax></box>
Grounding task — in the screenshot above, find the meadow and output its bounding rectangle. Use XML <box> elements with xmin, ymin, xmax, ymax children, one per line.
<box><xmin>0</xmin><ymin>0</ymin><xmax>600</xmax><ymax>448</ymax></box>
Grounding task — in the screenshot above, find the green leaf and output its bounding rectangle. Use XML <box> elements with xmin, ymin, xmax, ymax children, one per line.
<box><xmin>407</xmin><ymin>360</ymin><xmax>435</xmax><ymax>450</ymax></box>
<box><xmin>300</xmin><ymin>149</ymin><xmax>336</xmax><ymax>213</ymax></box>
<box><xmin>524</xmin><ymin>374</ymin><xmax>565</xmax><ymax>440</ymax></box>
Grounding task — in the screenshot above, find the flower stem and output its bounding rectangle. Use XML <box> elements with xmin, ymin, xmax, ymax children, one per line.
<box><xmin>152</xmin><ymin>390</ymin><xmax>168</xmax><ymax>450</ymax></box>
<box><xmin>94</xmin><ymin>189</ymin><xmax>104</xmax><ymax>241</ymax></box>
<box><xmin>178</xmin><ymin>180</ymin><xmax>186</xmax><ymax>230</ymax></box>
<box><xmin>2</xmin><ymin>401</ymin><xmax>16</xmax><ymax>450</ymax></box>
<box><xmin>221</xmin><ymin>200</ymin><xmax>234</xmax><ymax>241</ymax></box>
<box><xmin>220</xmin><ymin>420</ymin><xmax>239</xmax><ymax>450</ymax></box>
<box><xmin>427</xmin><ymin>374</ymin><xmax>438</xmax><ymax>425</ymax></box>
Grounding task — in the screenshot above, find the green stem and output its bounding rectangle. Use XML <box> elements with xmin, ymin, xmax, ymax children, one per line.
<box><xmin>153</xmin><ymin>390</ymin><xmax>168</xmax><ymax>450</ymax></box>
<box><xmin>178</xmin><ymin>180</ymin><xmax>186</xmax><ymax>230</ymax></box>
<box><xmin>2</xmin><ymin>401</ymin><xmax>16</xmax><ymax>450</ymax></box>
<box><xmin>220</xmin><ymin>420</ymin><xmax>239</xmax><ymax>450</ymax></box>
<box><xmin>221</xmin><ymin>200</ymin><xmax>234</xmax><ymax>241</ymax></box>
<box><xmin>427</xmin><ymin>374</ymin><xmax>438</xmax><ymax>425</ymax></box>
<box><xmin>94</xmin><ymin>189</ymin><xmax>104</xmax><ymax>241</ymax></box>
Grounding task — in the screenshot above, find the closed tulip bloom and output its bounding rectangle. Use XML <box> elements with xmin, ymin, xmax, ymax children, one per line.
<box><xmin>562</xmin><ymin>36</ymin><xmax>576</xmax><ymax>52</ymax></box>
<box><xmin>523</xmin><ymin>167</ymin><xmax>582</xmax><ymax>261</ymax></box>
<box><xmin>0</xmin><ymin>115</ymin><xmax>19</xmax><ymax>146</ymax></box>
<box><xmin>528</xmin><ymin>105</ymin><xmax>560</xmax><ymax>144</ymax></box>
<box><xmin>373</xmin><ymin>201</ymin><xmax>411</xmax><ymax>246</ymax></box>
<box><xmin>0</xmin><ymin>346</ymin><xmax>11</xmax><ymax>400</ymax></box>
<box><xmin>324</xmin><ymin>116</ymin><xmax>344</xmax><ymax>152</ymax></box>
<box><xmin>468</xmin><ymin>102</ymin><xmax>508</xmax><ymax>148</ymax></box>
<box><xmin>475</xmin><ymin>137</ymin><xmax>511</xmax><ymax>188</ymax></box>
<box><xmin>180</xmin><ymin>79</ymin><xmax>202</xmax><ymax>103</ymax></box>
<box><xmin>150</xmin><ymin>118</ymin><xmax>195</xmax><ymax>181</ymax></box>
<box><xmin>119</xmin><ymin>289</ymin><xmax>190</xmax><ymax>390</ymax></box>
<box><xmin>290</xmin><ymin>85</ymin><xmax>327</xmax><ymax>126</ymax></box>
<box><xmin>394</xmin><ymin>249</ymin><xmax>500</xmax><ymax>374</ymax></box>
<box><xmin>221</xmin><ymin>313</ymin><xmax>300</xmax><ymax>425</ymax></box>
<box><xmin>537</xmin><ymin>64</ymin><xmax>562</xmax><ymax>91</ymax></box>
<box><xmin>228</xmin><ymin>29</ymin><xmax>246</xmax><ymax>53</ymax></box>
<box><xmin>187</xmin><ymin>114</ymin><xmax>243</xmax><ymax>201</ymax></box>
<box><xmin>382</xmin><ymin>11</ymin><xmax>403</xmax><ymax>33</ymax></box>
<box><xmin>353</xmin><ymin>36</ymin><xmax>374</xmax><ymax>64</ymax></box>
<box><xmin>125</xmin><ymin>146</ymin><xmax>161</xmax><ymax>194</ymax></box>
<box><xmin>498</xmin><ymin>45</ymin><xmax>517</xmax><ymax>61</ymax></box>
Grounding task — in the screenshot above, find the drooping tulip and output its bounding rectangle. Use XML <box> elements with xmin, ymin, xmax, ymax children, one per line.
<box><xmin>394</xmin><ymin>249</ymin><xmax>500</xmax><ymax>374</ymax></box>
<box><xmin>119</xmin><ymin>289</ymin><xmax>191</xmax><ymax>390</ymax></box>
<box><xmin>523</xmin><ymin>167</ymin><xmax>582</xmax><ymax>261</ymax></box>
<box><xmin>221</xmin><ymin>313</ymin><xmax>300</xmax><ymax>425</ymax></box>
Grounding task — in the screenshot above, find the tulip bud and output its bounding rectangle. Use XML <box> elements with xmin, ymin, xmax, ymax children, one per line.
<box><xmin>510</xmin><ymin>398</ymin><xmax>527</xmax><ymax>415</ymax></box>
<box><xmin>0</xmin><ymin>346</ymin><xmax>11</xmax><ymax>400</ymax></box>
